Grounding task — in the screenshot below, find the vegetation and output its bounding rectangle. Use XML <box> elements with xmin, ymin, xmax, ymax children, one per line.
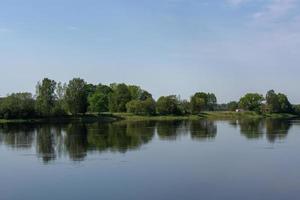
<box><xmin>0</xmin><ymin>77</ymin><xmax>299</xmax><ymax>121</ymax></box>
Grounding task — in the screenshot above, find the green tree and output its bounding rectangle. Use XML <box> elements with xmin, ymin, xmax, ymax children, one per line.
<box><xmin>265</xmin><ymin>90</ymin><xmax>293</xmax><ymax>113</ymax></box>
<box><xmin>88</xmin><ymin>84</ymin><xmax>112</xmax><ymax>113</ymax></box>
<box><xmin>156</xmin><ymin>95</ymin><xmax>181</xmax><ymax>115</ymax></box>
<box><xmin>126</xmin><ymin>98</ymin><xmax>156</xmax><ymax>115</ymax></box>
<box><xmin>109</xmin><ymin>83</ymin><xmax>132</xmax><ymax>112</ymax></box>
<box><xmin>207</xmin><ymin>93</ymin><xmax>217</xmax><ymax>111</ymax></box>
<box><xmin>239</xmin><ymin>93</ymin><xmax>264</xmax><ymax>112</ymax></box>
<box><xmin>36</xmin><ymin>78</ymin><xmax>57</xmax><ymax>116</ymax></box>
<box><xmin>53</xmin><ymin>82</ymin><xmax>67</xmax><ymax>116</ymax></box>
<box><xmin>0</xmin><ymin>93</ymin><xmax>35</xmax><ymax>119</ymax></box>
<box><xmin>277</xmin><ymin>93</ymin><xmax>293</xmax><ymax>113</ymax></box>
<box><xmin>266</xmin><ymin>90</ymin><xmax>280</xmax><ymax>113</ymax></box>
<box><xmin>191</xmin><ymin>92</ymin><xmax>207</xmax><ymax>114</ymax></box>
<box><xmin>178</xmin><ymin>100</ymin><xmax>191</xmax><ymax>115</ymax></box>
<box><xmin>227</xmin><ymin>101</ymin><xmax>239</xmax><ymax>111</ymax></box>
<box><xmin>65</xmin><ymin>78</ymin><xmax>88</xmax><ymax>115</ymax></box>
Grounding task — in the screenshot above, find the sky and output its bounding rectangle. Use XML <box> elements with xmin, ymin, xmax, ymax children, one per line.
<box><xmin>0</xmin><ymin>0</ymin><xmax>300</xmax><ymax>103</ymax></box>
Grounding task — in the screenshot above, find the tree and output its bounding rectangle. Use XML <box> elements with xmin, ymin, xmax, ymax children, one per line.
<box><xmin>0</xmin><ymin>93</ymin><xmax>35</xmax><ymax>119</ymax></box>
<box><xmin>191</xmin><ymin>92</ymin><xmax>207</xmax><ymax>114</ymax></box>
<box><xmin>207</xmin><ymin>93</ymin><xmax>217</xmax><ymax>111</ymax></box>
<box><xmin>227</xmin><ymin>101</ymin><xmax>239</xmax><ymax>111</ymax></box>
<box><xmin>128</xmin><ymin>85</ymin><xmax>143</xmax><ymax>100</ymax></box>
<box><xmin>266</xmin><ymin>90</ymin><xmax>280</xmax><ymax>113</ymax></box>
<box><xmin>277</xmin><ymin>93</ymin><xmax>293</xmax><ymax>113</ymax></box>
<box><xmin>239</xmin><ymin>93</ymin><xmax>264</xmax><ymax>112</ymax></box>
<box><xmin>178</xmin><ymin>100</ymin><xmax>191</xmax><ymax>115</ymax></box>
<box><xmin>109</xmin><ymin>83</ymin><xmax>132</xmax><ymax>112</ymax></box>
<box><xmin>265</xmin><ymin>90</ymin><xmax>293</xmax><ymax>113</ymax></box>
<box><xmin>65</xmin><ymin>78</ymin><xmax>88</xmax><ymax>115</ymax></box>
<box><xmin>126</xmin><ymin>98</ymin><xmax>156</xmax><ymax>115</ymax></box>
<box><xmin>88</xmin><ymin>84</ymin><xmax>112</xmax><ymax>113</ymax></box>
<box><xmin>36</xmin><ymin>78</ymin><xmax>57</xmax><ymax>116</ymax></box>
<box><xmin>53</xmin><ymin>82</ymin><xmax>67</xmax><ymax>116</ymax></box>
<box><xmin>156</xmin><ymin>95</ymin><xmax>181</xmax><ymax>115</ymax></box>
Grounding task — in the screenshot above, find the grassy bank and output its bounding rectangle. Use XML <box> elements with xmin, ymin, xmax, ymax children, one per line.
<box><xmin>113</xmin><ymin>111</ymin><xmax>299</xmax><ymax>121</ymax></box>
<box><xmin>0</xmin><ymin>111</ymin><xmax>298</xmax><ymax>124</ymax></box>
<box><xmin>0</xmin><ymin>114</ymin><xmax>120</xmax><ymax>124</ymax></box>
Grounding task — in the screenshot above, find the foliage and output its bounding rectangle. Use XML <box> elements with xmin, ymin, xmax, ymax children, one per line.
<box><xmin>191</xmin><ymin>92</ymin><xmax>217</xmax><ymax>114</ymax></box>
<box><xmin>0</xmin><ymin>93</ymin><xmax>35</xmax><ymax>119</ymax></box>
<box><xmin>239</xmin><ymin>93</ymin><xmax>264</xmax><ymax>113</ymax></box>
<box><xmin>266</xmin><ymin>90</ymin><xmax>293</xmax><ymax>113</ymax></box>
<box><xmin>156</xmin><ymin>95</ymin><xmax>182</xmax><ymax>115</ymax></box>
<box><xmin>36</xmin><ymin>78</ymin><xmax>57</xmax><ymax>116</ymax></box>
<box><xmin>65</xmin><ymin>78</ymin><xmax>88</xmax><ymax>115</ymax></box>
<box><xmin>88</xmin><ymin>84</ymin><xmax>112</xmax><ymax>113</ymax></box>
<box><xmin>227</xmin><ymin>101</ymin><xmax>239</xmax><ymax>111</ymax></box>
<box><xmin>126</xmin><ymin>98</ymin><xmax>156</xmax><ymax>115</ymax></box>
<box><xmin>109</xmin><ymin>83</ymin><xmax>132</xmax><ymax>112</ymax></box>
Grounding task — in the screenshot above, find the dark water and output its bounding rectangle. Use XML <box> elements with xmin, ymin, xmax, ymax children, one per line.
<box><xmin>0</xmin><ymin>119</ymin><xmax>300</xmax><ymax>200</ymax></box>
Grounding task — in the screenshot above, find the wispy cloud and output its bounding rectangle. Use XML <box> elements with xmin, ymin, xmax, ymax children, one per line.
<box><xmin>67</xmin><ymin>26</ymin><xmax>79</xmax><ymax>31</ymax></box>
<box><xmin>253</xmin><ymin>0</ymin><xmax>297</xmax><ymax>20</ymax></box>
<box><xmin>226</xmin><ymin>0</ymin><xmax>248</xmax><ymax>6</ymax></box>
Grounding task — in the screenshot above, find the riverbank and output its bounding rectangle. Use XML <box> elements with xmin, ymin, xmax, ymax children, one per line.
<box><xmin>112</xmin><ymin>111</ymin><xmax>299</xmax><ymax>121</ymax></box>
<box><xmin>0</xmin><ymin>114</ymin><xmax>120</xmax><ymax>124</ymax></box>
<box><xmin>0</xmin><ymin>111</ymin><xmax>298</xmax><ymax>124</ymax></box>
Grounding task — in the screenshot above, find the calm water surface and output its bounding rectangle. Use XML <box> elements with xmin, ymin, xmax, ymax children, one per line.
<box><xmin>1</xmin><ymin>119</ymin><xmax>300</xmax><ymax>200</ymax></box>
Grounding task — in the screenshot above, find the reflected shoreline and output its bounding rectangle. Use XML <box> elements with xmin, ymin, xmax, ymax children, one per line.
<box><xmin>0</xmin><ymin>119</ymin><xmax>293</xmax><ymax>163</ymax></box>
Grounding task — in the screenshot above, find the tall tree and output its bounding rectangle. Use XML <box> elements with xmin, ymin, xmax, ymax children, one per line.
<box><xmin>65</xmin><ymin>78</ymin><xmax>88</xmax><ymax>115</ymax></box>
<box><xmin>36</xmin><ymin>78</ymin><xmax>57</xmax><ymax>116</ymax></box>
<box><xmin>156</xmin><ymin>95</ymin><xmax>181</xmax><ymax>115</ymax></box>
<box><xmin>0</xmin><ymin>93</ymin><xmax>35</xmax><ymax>119</ymax></box>
<box><xmin>239</xmin><ymin>93</ymin><xmax>264</xmax><ymax>112</ymax></box>
<box><xmin>190</xmin><ymin>92</ymin><xmax>208</xmax><ymax>114</ymax></box>
<box><xmin>109</xmin><ymin>83</ymin><xmax>132</xmax><ymax>112</ymax></box>
<box><xmin>88</xmin><ymin>84</ymin><xmax>112</xmax><ymax>113</ymax></box>
<box><xmin>207</xmin><ymin>93</ymin><xmax>217</xmax><ymax>111</ymax></box>
<box><xmin>266</xmin><ymin>90</ymin><xmax>280</xmax><ymax>113</ymax></box>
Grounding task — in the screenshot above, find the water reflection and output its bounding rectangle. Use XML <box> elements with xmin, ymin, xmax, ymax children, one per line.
<box><xmin>0</xmin><ymin>119</ymin><xmax>294</xmax><ymax>163</ymax></box>
<box><xmin>238</xmin><ymin>119</ymin><xmax>264</xmax><ymax>140</ymax></box>
<box><xmin>265</xmin><ymin>119</ymin><xmax>291</xmax><ymax>143</ymax></box>
<box><xmin>157</xmin><ymin>121</ymin><xmax>187</xmax><ymax>140</ymax></box>
<box><xmin>190</xmin><ymin>121</ymin><xmax>217</xmax><ymax>140</ymax></box>
<box><xmin>235</xmin><ymin>119</ymin><xmax>292</xmax><ymax>143</ymax></box>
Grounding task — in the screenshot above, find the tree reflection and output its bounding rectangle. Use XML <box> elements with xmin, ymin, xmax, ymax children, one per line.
<box><xmin>238</xmin><ymin>119</ymin><xmax>264</xmax><ymax>139</ymax></box>
<box><xmin>64</xmin><ymin>123</ymin><xmax>88</xmax><ymax>161</ymax></box>
<box><xmin>157</xmin><ymin>120</ymin><xmax>184</xmax><ymax>140</ymax></box>
<box><xmin>87</xmin><ymin>121</ymin><xmax>155</xmax><ymax>153</ymax></box>
<box><xmin>266</xmin><ymin>119</ymin><xmax>291</xmax><ymax>143</ymax></box>
<box><xmin>190</xmin><ymin>120</ymin><xmax>217</xmax><ymax>140</ymax></box>
<box><xmin>36</xmin><ymin>125</ymin><xmax>56</xmax><ymax>163</ymax></box>
<box><xmin>0</xmin><ymin>124</ymin><xmax>35</xmax><ymax>149</ymax></box>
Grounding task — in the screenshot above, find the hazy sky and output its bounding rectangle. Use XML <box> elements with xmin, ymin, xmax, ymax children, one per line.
<box><xmin>0</xmin><ymin>0</ymin><xmax>299</xmax><ymax>103</ymax></box>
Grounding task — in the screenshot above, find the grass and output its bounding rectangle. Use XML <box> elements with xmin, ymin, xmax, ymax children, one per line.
<box><xmin>112</xmin><ymin>111</ymin><xmax>299</xmax><ymax>121</ymax></box>
<box><xmin>0</xmin><ymin>114</ymin><xmax>119</xmax><ymax>124</ymax></box>
<box><xmin>0</xmin><ymin>111</ymin><xmax>298</xmax><ymax>124</ymax></box>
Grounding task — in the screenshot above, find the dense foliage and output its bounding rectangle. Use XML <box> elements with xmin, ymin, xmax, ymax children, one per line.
<box><xmin>0</xmin><ymin>77</ymin><xmax>298</xmax><ymax>119</ymax></box>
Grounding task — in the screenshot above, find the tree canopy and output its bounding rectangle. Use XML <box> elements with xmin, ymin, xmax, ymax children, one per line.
<box><xmin>0</xmin><ymin>78</ymin><xmax>298</xmax><ymax>119</ymax></box>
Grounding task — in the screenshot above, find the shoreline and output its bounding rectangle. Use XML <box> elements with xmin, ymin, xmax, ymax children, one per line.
<box><xmin>0</xmin><ymin>111</ymin><xmax>298</xmax><ymax>124</ymax></box>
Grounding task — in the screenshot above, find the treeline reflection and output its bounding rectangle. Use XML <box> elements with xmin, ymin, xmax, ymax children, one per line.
<box><xmin>230</xmin><ymin>119</ymin><xmax>292</xmax><ymax>142</ymax></box>
<box><xmin>0</xmin><ymin>119</ymin><xmax>293</xmax><ymax>163</ymax></box>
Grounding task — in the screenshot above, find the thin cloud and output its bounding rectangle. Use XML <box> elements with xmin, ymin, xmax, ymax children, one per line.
<box><xmin>67</xmin><ymin>26</ymin><xmax>79</xmax><ymax>31</ymax></box>
<box><xmin>227</xmin><ymin>0</ymin><xmax>248</xmax><ymax>6</ymax></box>
<box><xmin>253</xmin><ymin>0</ymin><xmax>297</xmax><ymax>20</ymax></box>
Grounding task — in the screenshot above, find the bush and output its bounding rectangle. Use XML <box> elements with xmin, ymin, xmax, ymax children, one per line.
<box><xmin>126</xmin><ymin>98</ymin><xmax>156</xmax><ymax>115</ymax></box>
<box><xmin>0</xmin><ymin>93</ymin><xmax>36</xmax><ymax>119</ymax></box>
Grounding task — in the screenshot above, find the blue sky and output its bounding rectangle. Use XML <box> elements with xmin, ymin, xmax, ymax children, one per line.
<box><xmin>0</xmin><ymin>0</ymin><xmax>300</xmax><ymax>103</ymax></box>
